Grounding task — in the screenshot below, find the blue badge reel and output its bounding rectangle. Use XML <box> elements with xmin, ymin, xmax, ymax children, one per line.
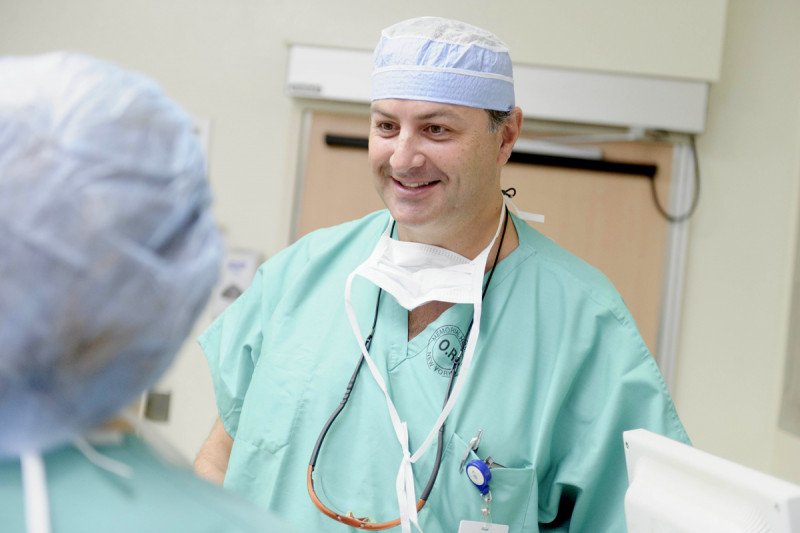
<box><xmin>459</xmin><ymin>458</ymin><xmax>509</xmax><ymax>533</ymax></box>
<box><xmin>465</xmin><ymin>459</ymin><xmax>492</xmax><ymax>495</ymax></box>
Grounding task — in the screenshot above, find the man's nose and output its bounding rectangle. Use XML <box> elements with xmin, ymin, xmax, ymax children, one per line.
<box><xmin>389</xmin><ymin>133</ymin><xmax>425</xmax><ymax>173</ymax></box>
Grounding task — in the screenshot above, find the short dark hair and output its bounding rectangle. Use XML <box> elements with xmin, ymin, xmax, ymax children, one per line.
<box><xmin>486</xmin><ymin>109</ymin><xmax>513</xmax><ymax>132</ymax></box>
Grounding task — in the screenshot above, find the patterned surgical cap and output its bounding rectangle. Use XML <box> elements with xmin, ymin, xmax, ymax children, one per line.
<box><xmin>0</xmin><ymin>52</ymin><xmax>222</xmax><ymax>457</ymax></box>
<box><xmin>371</xmin><ymin>16</ymin><xmax>515</xmax><ymax>111</ymax></box>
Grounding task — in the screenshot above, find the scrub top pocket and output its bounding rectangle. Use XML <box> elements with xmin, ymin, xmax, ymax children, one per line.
<box><xmin>424</xmin><ymin>431</ymin><xmax>539</xmax><ymax>532</ymax></box>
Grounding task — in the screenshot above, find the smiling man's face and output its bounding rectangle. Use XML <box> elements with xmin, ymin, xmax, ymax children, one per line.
<box><xmin>368</xmin><ymin>99</ymin><xmax>509</xmax><ymax>246</ymax></box>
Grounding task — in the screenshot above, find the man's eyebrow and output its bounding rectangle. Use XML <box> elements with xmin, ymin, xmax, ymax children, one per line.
<box><xmin>417</xmin><ymin>110</ymin><xmax>461</xmax><ymax>121</ymax></box>
<box><xmin>370</xmin><ymin>108</ymin><xmax>396</xmax><ymax>119</ymax></box>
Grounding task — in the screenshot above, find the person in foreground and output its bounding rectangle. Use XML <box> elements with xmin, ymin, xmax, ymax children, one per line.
<box><xmin>0</xmin><ymin>52</ymin><xmax>289</xmax><ymax>533</ymax></box>
<box><xmin>195</xmin><ymin>16</ymin><xmax>690</xmax><ymax>533</ymax></box>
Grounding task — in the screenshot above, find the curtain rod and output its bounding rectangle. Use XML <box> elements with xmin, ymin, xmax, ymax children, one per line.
<box><xmin>324</xmin><ymin>134</ymin><xmax>658</xmax><ymax>178</ymax></box>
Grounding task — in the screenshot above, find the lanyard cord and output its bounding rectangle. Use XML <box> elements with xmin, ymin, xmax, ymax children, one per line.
<box><xmin>308</xmin><ymin>286</ymin><xmax>384</xmax><ymax>471</ymax></box>
<box><xmin>308</xmin><ymin>210</ymin><xmax>510</xmax><ymax>529</ymax></box>
<box><xmin>418</xmin><ymin>209</ymin><xmax>508</xmax><ymax>500</ymax></box>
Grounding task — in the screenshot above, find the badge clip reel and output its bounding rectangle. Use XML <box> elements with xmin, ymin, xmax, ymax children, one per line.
<box><xmin>459</xmin><ymin>429</ymin><xmax>483</xmax><ymax>471</ymax></box>
<box><xmin>459</xmin><ymin>459</ymin><xmax>509</xmax><ymax>533</ymax></box>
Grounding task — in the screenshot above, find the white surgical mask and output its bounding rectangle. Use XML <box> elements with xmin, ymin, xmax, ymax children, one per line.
<box><xmin>343</xmin><ymin>199</ymin><xmax>507</xmax><ymax>533</ymax></box>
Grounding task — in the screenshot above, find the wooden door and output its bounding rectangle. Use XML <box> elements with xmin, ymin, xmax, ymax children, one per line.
<box><xmin>293</xmin><ymin>111</ymin><xmax>672</xmax><ymax>355</ymax></box>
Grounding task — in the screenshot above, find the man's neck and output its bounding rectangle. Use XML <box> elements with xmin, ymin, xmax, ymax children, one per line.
<box><xmin>395</xmin><ymin>206</ymin><xmax>518</xmax><ymax>268</ymax></box>
<box><xmin>397</xmin><ymin>204</ymin><xmax>502</xmax><ymax>255</ymax></box>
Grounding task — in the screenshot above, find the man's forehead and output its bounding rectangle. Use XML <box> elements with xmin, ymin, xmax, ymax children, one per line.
<box><xmin>370</xmin><ymin>100</ymin><xmax>482</xmax><ymax>122</ymax></box>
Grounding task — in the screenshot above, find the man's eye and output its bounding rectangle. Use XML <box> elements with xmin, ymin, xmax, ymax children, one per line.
<box><xmin>376</xmin><ymin>122</ymin><xmax>395</xmax><ymax>132</ymax></box>
<box><xmin>427</xmin><ymin>125</ymin><xmax>447</xmax><ymax>135</ymax></box>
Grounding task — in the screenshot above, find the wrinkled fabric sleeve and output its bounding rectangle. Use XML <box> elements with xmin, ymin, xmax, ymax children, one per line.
<box><xmin>198</xmin><ymin>237</ymin><xmax>314</xmax><ymax>440</ymax></box>
<box><xmin>198</xmin><ymin>267</ymin><xmax>268</xmax><ymax>439</ymax></box>
<box><xmin>546</xmin><ymin>307</ymin><xmax>689</xmax><ymax>532</ymax></box>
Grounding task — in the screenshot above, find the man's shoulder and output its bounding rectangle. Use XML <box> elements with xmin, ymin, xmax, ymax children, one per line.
<box><xmin>256</xmin><ymin>210</ymin><xmax>389</xmax><ymax>288</ymax></box>
<box><xmin>513</xmin><ymin>215</ymin><xmax>626</xmax><ymax>310</ymax></box>
<box><xmin>296</xmin><ymin>210</ymin><xmax>390</xmax><ymax>254</ymax></box>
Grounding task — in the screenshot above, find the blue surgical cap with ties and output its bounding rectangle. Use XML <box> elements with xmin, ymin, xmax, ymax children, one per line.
<box><xmin>0</xmin><ymin>53</ymin><xmax>223</xmax><ymax>458</ymax></box>
<box><xmin>371</xmin><ymin>16</ymin><xmax>515</xmax><ymax>112</ymax></box>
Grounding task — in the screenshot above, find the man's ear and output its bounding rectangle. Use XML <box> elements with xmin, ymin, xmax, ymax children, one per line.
<box><xmin>497</xmin><ymin>107</ymin><xmax>523</xmax><ymax>165</ymax></box>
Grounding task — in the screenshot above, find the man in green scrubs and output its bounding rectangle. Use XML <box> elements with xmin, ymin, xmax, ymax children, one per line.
<box><xmin>0</xmin><ymin>52</ymin><xmax>288</xmax><ymax>533</ymax></box>
<box><xmin>196</xmin><ymin>17</ymin><xmax>689</xmax><ymax>532</ymax></box>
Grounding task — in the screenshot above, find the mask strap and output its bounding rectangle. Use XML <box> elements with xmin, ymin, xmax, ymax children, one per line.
<box><xmin>21</xmin><ymin>453</ymin><xmax>51</xmax><ymax>533</ymax></box>
<box><xmin>409</xmin><ymin>200</ymin><xmax>507</xmax><ymax>463</ymax></box>
<box><xmin>502</xmin><ymin>188</ymin><xmax>545</xmax><ymax>223</ymax></box>
<box><xmin>73</xmin><ymin>411</ymin><xmax>190</xmax><ymax>476</ymax></box>
<box><xmin>120</xmin><ymin>410</ymin><xmax>190</xmax><ymax>468</ymax></box>
<box><xmin>73</xmin><ymin>438</ymin><xmax>133</xmax><ymax>479</ymax></box>
<box><xmin>343</xmin><ymin>200</ymin><xmax>507</xmax><ymax>533</ymax></box>
<box><xmin>344</xmin><ymin>269</ymin><xmax>422</xmax><ymax>533</ymax></box>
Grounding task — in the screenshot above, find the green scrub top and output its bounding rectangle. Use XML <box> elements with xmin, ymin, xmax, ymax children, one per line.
<box><xmin>201</xmin><ymin>210</ymin><xmax>689</xmax><ymax>532</ymax></box>
<box><xmin>0</xmin><ymin>434</ymin><xmax>287</xmax><ymax>532</ymax></box>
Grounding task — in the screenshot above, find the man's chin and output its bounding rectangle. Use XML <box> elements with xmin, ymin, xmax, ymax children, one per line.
<box><xmin>388</xmin><ymin>213</ymin><xmax>445</xmax><ymax>241</ymax></box>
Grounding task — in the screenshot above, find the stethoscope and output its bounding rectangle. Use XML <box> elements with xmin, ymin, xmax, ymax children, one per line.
<box><xmin>307</xmin><ymin>211</ymin><xmax>510</xmax><ymax>529</ymax></box>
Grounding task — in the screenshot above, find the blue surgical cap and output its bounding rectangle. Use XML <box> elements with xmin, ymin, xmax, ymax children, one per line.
<box><xmin>0</xmin><ymin>53</ymin><xmax>223</xmax><ymax>457</ymax></box>
<box><xmin>371</xmin><ymin>16</ymin><xmax>515</xmax><ymax>111</ymax></box>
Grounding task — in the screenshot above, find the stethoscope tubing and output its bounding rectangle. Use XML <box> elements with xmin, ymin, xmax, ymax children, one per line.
<box><xmin>307</xmin><ymin>211</ymin><xmax>510</xmax><ymax>529</ymax></box>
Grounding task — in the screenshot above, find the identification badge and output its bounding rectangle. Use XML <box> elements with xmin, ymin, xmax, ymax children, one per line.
<box><xmin>458</xmin><ymin>520</ymin><xmax>509</xmax><ymax>533</ymax></box>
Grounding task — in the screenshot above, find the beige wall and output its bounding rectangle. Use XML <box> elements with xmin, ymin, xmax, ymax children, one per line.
<box><xmin>4</xmin><ymin>0</ymin><xmax>800</xmax><ymax>484</ymax></box>
<box><xmin>673</xmin><ymin>1</ymin><xmax>800</xmax><ymax>479</ymax></box>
